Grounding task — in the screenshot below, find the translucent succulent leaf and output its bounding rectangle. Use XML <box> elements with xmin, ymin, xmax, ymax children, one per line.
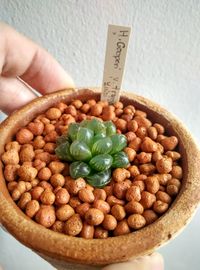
<box><xmin>104</xmin><ymin>121</ymin><xmax>117</xmax><ymax>136</ymax></box>
<box><xmin>112</xmin><ymin>151</ymin><xmax>129</xmax><ymax>168</ymax></box>
<box><xmin>86</xmin><ymin>169</ymin><xmax>111</xmax><ymax>188</ymax></box>
<box><xmin>77</xmin><ymin>127</ymin><xmax>94</xmax><ymax>146</ymax></box>
<box><xmin>69</xmin><ymin>161</ymin><xmax>91</xmax><ymax>178</ymax></box>
<box><xmin>68</xmin><ymin>123</ymin><xmax>80</xmax><ymax>141</ymax></box>
<box><xmin>80</xmin><ymin>120</ymin><xmax>90</xmax><ymax>127</ymax></box>
<box><xmin>92</xmin><ymin>137</ymin><xmax>112</xmax><ymax>155</ymax></box>
<box><xmin>92</xmin><ymin>133</ymin><xmax>106</xmax><ymax>144</ymax></box>
<box><xmin>109</xmin><ymin>134</ymin><xmax>127</xmax><ymax>154</ymax></box>
<box><xmin>70</xmin><ymin>140</ymin><xmax>92</xmax><ymax>161</ymax></box>
<box><xmin>56</xmin><ymin>134</ymin><xmax>71</xmax><ymax>145</ymax></box>
<box><xmin>55</xmin><ymin>141</ymin><xmax>73</xmax><ymax>161</ymax></box>
<box><xmin>89</xmin><ymin>154</ymin><xmax>113</xmax><ymax>171</ymax></box>
<box><xmin>86</xmin><ymin>118</ymin><xmax>106</xmax><ymax>134</ymax></box>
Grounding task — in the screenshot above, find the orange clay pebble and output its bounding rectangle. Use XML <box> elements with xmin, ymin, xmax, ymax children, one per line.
<box><xmin>40</xmin><ymin>189</ymin><xmax>55</xmax><ymax>205</ymax></box>
<box><xmin>50</xmin><ymin>173</ymin><xmax>65</xmax><ymax>187</ymax></box>
<box><xmin>39</xmin><ymin>181</ymin><xmax>53</xmax><ymax>191</ymax></box>
<box><xmin>19</xmin><ymin>145</ymin><xmax>35</xmax><ymax>162</ymax></box>
<box><xmin>153</xmin><ymin>200</ymin><xmax>169</xmax><ymax>214</ymax></box>
<box><xmin>126</xmin><ymin>186</ymin><xmax>141</xmax><ymax>202</ymax></box>
<box><xmin>124</xmin><ymin>147</ymin><xmax>136</xmax><ymax>162</ymax></box>
<box><xmin>33</xmin><ymin>136</ymin><xmax>45</xmax><ymax>149</ymax></box>
<box><xmin>65</xmin><ymin>105</ymin><xmax>77</xmax><ymax>117</ymax></box>
<box><xmin>27</xmin><ymin>121</ymin><xmax>44</xmax><ymax>136</ymax></box>
<box><xmin>113</xmin><ymin>181</ymin><xmax>131</xmax><ymax>199</ymax></box>
<box><xmin>80</xmin><ymin>222</ymin><xmax>95</xmax><ymax>239</ymax></box>
<box><xmin>5</xmin><ymin>141</ymin><xmax>20</xmax><ymax>151</ymax></box>
<box><xmin>141</xmin><ymin>137</ymin><xmax>158</xmax><ymax>153</ymax></box>
<box><xmin>112</xmin><ymin>168</ymin><xmax>130</xmax><ymax>182</ymax></box>
<box><xmin>35</xmin><ymin>205</ymin><xmax>56</xmax><ymax>228</ymax></box>
<box><xmin>135</xmin><ymin>127</ymin><xmax>147</xmax><ymax>139</ymax></box>
<box><xmin>147</xmin><ymin>126</ymin><xmax>158</xmax><ymax>140</ymax></box>
<box><xmin>78</xmin><ymin>188</ymin><xmax>95</xmax><ymax>203</ymax></box>
<box><xmin>171</xmin><ymin>165</ymin><xmax>183</xmax><ymax>179</ymax></box>
<box><xmin>18</xmin><ymin>192</ymin><xmax>32</xmax><ymax>210</ymax></box>
<box><xmin>90</xmin><ymin>104</ymin><xmax>103</xmax><ymax>116</ymax></box>
<box><xmin>161</xmin><ymin>136</ymin><xmax>178</xmax><ymax>151</ymax></box>
<box><xmin>4</xmin><ymin>164</ymin><xmax>20</xmax><ymax>182</ymax></box>
<box><xmin>125</xmin><ymin>201</ymin><xmax>144</xmax><ymax>214</ymax></box>
<box><xmin>31</xmin><ymin>186</ymin><xmax>44</xmax><ymax>200</ymax></box>
<box><xmin>145</xmin><ymin>176</ymin><xmax>160</xmax><ymax>194</ymax></box>
<box><xmin>94</xmin><ymin>227</ymin><xmax>108</xmax><ymax>239</ymax></box>
<box><xmin>127</xmin><ymin>214</ymin><xmax>146</xmax><ymax>229</ymax></box>
<box><xmin>113</xmin><ymin>220</ymin><xmax>130</xmax><ymax>236</ymax></box>
<box><xmin>156</xmin><ymin>191</ymin><xmax>172</xmax><ymax>204</ymax></box>
<box><xmin>93</xmin><ymin>189</ymin><xmax>107</xmax><ymax>201</ymax></box>
<box><xmin>111</xmin><ymin>205</ymin><xmax>126</xmax><ymax>221</ymax></box>
<box><xmin>55</xmin><ymin>188</ymin><xmax>70</xmax><ymax>205</ymax></box>
<box><xmin>85</xmin><ymin>208</ymin><xmax>104</xmax><ymax>226</ymax></box>
<box><xmin>128</xmin><ymin>165</ymin><xmax>140</xmax><ymax>177</ymax></box>
<box><xmin>142</xmin><ymin>210</ymin><xmax>158</xmax><ymax>225</ymax></box>
<box><xmin>37</xmin><ymin>167</ymin><xmax>52</xmax><ymax>181</ymax></box>
<box><xmin>25</xmin><ymin>200</ymin><xmax>40</xmax><ymax>218</ymax></box>
<box><xmin>114</xmin><ymin>118</ymin><xmax>127</xmax><ymax>133</ymax></box>
<box><xmin>128</xmin><ymin>137</ymin><xmax>142</xmax><ymax>151</ymax></box>
<box><xmin>93</xmin><ymin>200</ymin><xmax>110</xmax><ymax>214</ymax></box>
<box><xmin>156</xmin><ymin>173</ymin><xmax>172</xmax><ymax>186</ymax></box>
<box><xmin>132</xmin><ymin>181</ymin><xmax>145</xmax><ymax>192</ymax></box>
<box><xmin>137</xmin><ymin>152</ymin><xmax>152</xmax><ymax>164</ymax></box>
<box><xmin>51</xmin><ymin>221</ymin><xmax>64</xmax><ymax>233</ymax></box>
<box><xmin>156</xmin><ymin>156</ymin><xmax>172</xmax><ymax>173</ymax></box>
<box><xmin>134</xmin><ymin>115</ymin><xmax>151</xmax><ymax>128</ymax></box>
<box><xmin>106</xmin><ymin>195</ymin><xmax>125</xmax><ymax>206</ymax></box>
<box><xmin>166</xmin><ymin>151</ymin><xmax>181</xmax><ymax>161</ymax></box>
<box><xmin>7</xmin><ymin>182</ymin><xmax>17</xmax><ymax>192</ymax></box>
<box><xmin>76</xmin><ymin>202</ymin><xmax>91</xmax><ymax>217</ymax></box>
<box><xmin>140</xmin><ymin>191</ymin><xmax>156</xmax><ymax>209</ymax></box>
<box><xmin>16</xmin><ymin>128</ymin><xmax>34</xmax><ymax>144</ymax></box>
<box><xmin>127</xmin><ymin>120</ymin><xmax>138</xmax><ymax>132</ymax></box>
<box><xmin>64</xmin><ymin>214</ymin><xmax>83</xmax><ymax>236</ymax></box>
<box><xmin>56</xmin><ymin>205</ymin><xmax>75</xmax><ymax>221</ymax></box>
<box><xmin>71</xmin><ymin>99</ymin><xmax>83</xmax><ymax>109</ymax></box>
<box><xmin>17</xmin><ymin>165</ymin><xmax>37</xmax><ymax>181</ymax></box>
<box><xmin>102</xmin><ymin>214</ymin><xmax>117</xmax><ymax>230</ymax></box>
<box><xmin>46</xmin><ymin>108</ymin><xmax>62</xmax><ymax>120</ymax></box>
<box><xmin>48</xmin><ymin>161</ymin><xmax>65</xmax><ymax>174</ymax></box>
<box><xmin>125</xmin><ymin>131</ymin><xmax>136</xmax><ymax>143</ymax></box>
<box><xmin>1</xmin><ymin>149</ymin><xmax>19</xmax><ymax>165</ymax></box>
<box><xmin>66</xmin><ymin>177</ymin><xmax>86</xmax><ymax>195</ymax></box>
<box><xmin>69</xmin><ymin>196</ymin><xmax>81</xmax><ymax>208</ymax></box>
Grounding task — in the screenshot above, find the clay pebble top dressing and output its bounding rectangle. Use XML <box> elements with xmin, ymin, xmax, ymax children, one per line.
<box><xmin>1</xmin><ymin>97</ymin><xmax>183</xmax><ymax>239</ymax></box>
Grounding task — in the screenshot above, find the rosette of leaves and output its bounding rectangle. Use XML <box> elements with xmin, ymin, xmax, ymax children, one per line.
<box><xmin>55</xmin><ymin>118</ymin><xmax>129</xmax><ymax>187</ymax></box>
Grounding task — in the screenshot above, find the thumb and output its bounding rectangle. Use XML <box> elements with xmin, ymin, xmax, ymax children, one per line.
<box><xmin>102</xmin><ymin>253</ymin><xmax>164</xmax><ymax>270</ymax></box>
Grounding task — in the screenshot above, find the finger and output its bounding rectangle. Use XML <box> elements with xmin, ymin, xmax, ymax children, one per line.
<box><xmin>102</xmin><ymin>253</ymin><xmax>164</xmax><ymax>270</ymax></box>
<box><xmin>0</xmin><ymin>77</ymin><xmax>37</xmax><ymax>114</ymax></box>
<box><xmin>0</xmin><ymin>22</ymin><xmax>74</xmax><ymax>94</ymax></box>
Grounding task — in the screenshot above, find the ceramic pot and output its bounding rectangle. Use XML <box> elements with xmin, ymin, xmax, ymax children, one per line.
<box><xmin>0</xmin><ymin>88</ymin><xmax>200</xmax><ymax>270</ymax></box>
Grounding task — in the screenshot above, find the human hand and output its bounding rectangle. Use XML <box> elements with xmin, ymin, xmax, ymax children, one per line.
<box><xmin>102</xmin><ymin>253</ymin><xmax>164</xmax><ymax>270</ymax></box>
<box><xmin>0</xmin><ymin>22</ymin><xmax>74</xmax><ymax>114</ymax></box>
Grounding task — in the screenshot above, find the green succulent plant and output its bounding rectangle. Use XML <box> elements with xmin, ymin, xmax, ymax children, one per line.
<box><xmin>55</xmin><ymin>118</ymin><xmax>129</xmax><ymax>187</ymax></box>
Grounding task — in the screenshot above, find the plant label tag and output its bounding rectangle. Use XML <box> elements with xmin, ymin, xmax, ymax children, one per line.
<box><xmin>101</xmin><ymin>24</ymin><xmax>131</xmax><ymax>104</ymax></box>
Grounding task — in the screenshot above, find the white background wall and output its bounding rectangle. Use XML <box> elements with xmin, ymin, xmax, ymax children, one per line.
<box><xmin>0</xmin><ymin>0</ymin><xmax>200</xmax><ymax>269</ymax></box>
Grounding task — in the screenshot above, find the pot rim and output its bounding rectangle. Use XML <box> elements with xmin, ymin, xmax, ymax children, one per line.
<box><xmin>0</xmin><ymin>87</ymin><xmax>200</xmax><ymax>265</ymax></box>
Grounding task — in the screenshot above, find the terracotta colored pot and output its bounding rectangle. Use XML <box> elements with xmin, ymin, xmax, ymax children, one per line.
<box><xmin>0</xmin><ymin>88</ymin><xmax>200</xmax><ymax>270</ymax></box>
